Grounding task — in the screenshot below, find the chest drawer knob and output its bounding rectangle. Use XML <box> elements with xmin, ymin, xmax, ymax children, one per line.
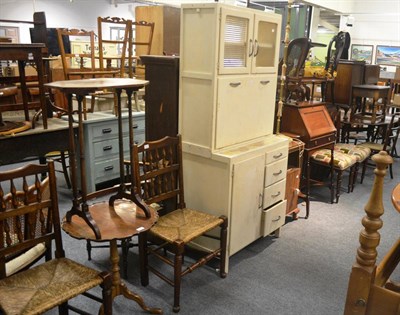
<box><xmin>229</xmin><ymin>82</ymin><xmax>241</xmax><ymax>87</ymax></box>
<box><xmin>272</xmin><ymin>215</ymin><xmax>281</xmax><ymax>222</ymax></box>
<box><xmin>273</xmin><ymin>170</ymin><xmax>282</xmax><ymax>176</ymax></box>
<box><xmin>104</xmin><ymin>165</ymin><xmax>114</xmax><ymax>171</ymax></box>
<box><xmin>271</xmin><ymin>191</ymin><xmax>281</xmax><ymax>198</ymax></box>
<box><xmin>103</xmin><ymin>145</ymin><xmax>113</xmax><ymax>151</ymax></box>
<box><xmin>102</xmin><ymin>128</ymin><xmax>112</xmax><ymax>134</ymax></box>
<box><xmin>273</xmin><ymin>152</ymin><xmax>283</xmax><ymax>159</ymax></box>
<box><xmin>260</xmin><ymin>80</ymin><xmax>270</xmax><ymax>85</ymax></box>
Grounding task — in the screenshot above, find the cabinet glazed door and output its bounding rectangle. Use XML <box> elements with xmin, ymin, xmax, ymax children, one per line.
<box><xmin>251</xmin><ymin>13</ymin><xmax>281</xmax><ymax>74</ymax></box>
<box><xmin>229</xmin><ymin>154</ymin><xmax>265</xmax><ymax>255</ymax></box>
<box><xmin>218</xmin><ymin>7</ymin><xmax>253</xmax><ymax>75</ymax></box>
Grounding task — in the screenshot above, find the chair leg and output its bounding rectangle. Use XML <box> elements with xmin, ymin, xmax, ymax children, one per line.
<box><xmin>87</xmin><ymin>240</ymin><xmax>92</xmax><ymax>260</ymax></box>
<box><xmin>99</xmin><ymin>271</ymin><xmax>113</xmax><ymax>315</ymax></box>
<box><xmin>173</xmin><ymin>240</ymin><xmax>184</xmax><ymax>313</ymax></box>
<box><xmin>219</xmin><ymin>216</ymin><xmax>228</xmax><ymax>278</ymax></box>
<box><xmin>351</xmin><ymin>163</ymin><xmax>359</xmax><ymax>192</ymax></box>
<box><xmin>121</xmin><ymin>239</ymin><xmax>129</xmax><ymax>279</ymax></box>
<box><xmin>139</xmin><ymin>232</ymin><xmax>149</xmax><ymax>286</ymax></box>
<box><xmin>60</xmin><ymin>151</ymin><xmax>71</xmax><ymax>189</ymax></box>
<box><xmin>59</xmin><ymin>303</ymin><xmax>69</xmax><ymax>315</ymax></box>
<box><xmin>336</xmin><ymin>170</ymin><xmax>342</xmax><ymax>203</ymax></box>
<box><xmin>360</xmin><ymin>159</ymin><xmax>368</xmax><ymax>184</ymax></box>
<box><xmin>347</xmin><ymin>166</ymin><xmax>355</xmax><ymax>193</ymax></box>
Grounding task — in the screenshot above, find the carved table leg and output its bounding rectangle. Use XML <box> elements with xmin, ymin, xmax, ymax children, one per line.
<box><xmin>109</xmin><ymin>240</ymin><xmax>162</xmax><ymax>314</ymax></box>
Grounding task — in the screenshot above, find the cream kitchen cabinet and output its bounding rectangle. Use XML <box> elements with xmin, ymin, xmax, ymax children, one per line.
<box><xmin>182</xmin><ymin>136</ymin><xmax>289</xmax><ymax>267</ymax></box>
<box><xmin>179</xmin><ymin>3</ymin><xmax>287</xmax><ymax>270</ymax></box>
<box><xmin>180</xmin><ymin>3</ymin><xmax>281</xmax><ymax>153</ymax></box>
<box><xmin>75</xmin><ymin>110</ymin><xmax>145</xmax><ymax>192</ymax></box>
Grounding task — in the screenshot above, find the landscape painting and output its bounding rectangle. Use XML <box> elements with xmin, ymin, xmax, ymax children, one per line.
<box><xmin>375</xmin><ymin>45</ymin><xmax>400</xmax><ymax>66</ymax></box>
<box><xmin>350</xmin><ymin>44</ymin><xmax>373</xmax><ymax>64</ymax></box>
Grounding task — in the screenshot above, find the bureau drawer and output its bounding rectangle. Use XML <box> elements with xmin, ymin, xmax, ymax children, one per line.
<box><xmin>261</xmin><ymin>200</ymin><xmax>286</xmax><ymax>237</ymax></box>
<box><xmin>307</xmin><ymin>134</ymin><xmax>335</xmax><ymax>149</ymax></box>
<box><xmin>94</xmin><ymin>158</ymin><xmax>120</xmax><ymax>183</ymax></box>
<box><xmin>264</xmin><ymin>158</ymin><xmax>287</xmax><ymax>187</ymax></box>
<box><xmin>263</xmin><ymin>179</ymin><xmax>286</xmax><ymax>209</ymax></box>
<box><xmin>265</xmin><ymin>146</ymin><xmax>288</xmax><ymax>164</ymax></box>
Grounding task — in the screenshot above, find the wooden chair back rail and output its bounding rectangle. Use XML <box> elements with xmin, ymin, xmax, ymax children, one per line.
<box><xmin>0</xmin><ymin>161</ymin><xmax>113</xmax><ymax>314</ymax></box>
<box><xmin>344</xmin><ymin>151</ymin><xmax>399</xmax><ymax>315</ymax></box>
<box><xmin>97</xmin><ymin>16</ymin><xmax>131</xmax><ymax>77</ymax></box>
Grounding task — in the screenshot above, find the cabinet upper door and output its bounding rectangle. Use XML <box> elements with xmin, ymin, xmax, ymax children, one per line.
<box><xmin>218</xmin><ymin>7</ymin><xmax>253</xmax><ymax>75</ymax></box>
<box><xmin>251</xmin><ymin>12</ymin><xmax>281</xmax><ymax>74</ymax></box>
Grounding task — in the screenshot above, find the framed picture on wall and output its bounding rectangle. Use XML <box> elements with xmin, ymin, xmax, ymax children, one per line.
<box><xmin>350</xmin><ymin>44</ymin><xmax>373</xmax><ymax>64</ymax></box>
<box><xmin>375</xmin><ymin>45</ymin><xmax>400</xmax><ymax>66</ymax></box>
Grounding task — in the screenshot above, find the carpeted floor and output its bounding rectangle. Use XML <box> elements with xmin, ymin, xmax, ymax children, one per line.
<box><xmin>2</xmin><ymin>152</ymin><xmax>399</xmax><ymax>315</ymax></box>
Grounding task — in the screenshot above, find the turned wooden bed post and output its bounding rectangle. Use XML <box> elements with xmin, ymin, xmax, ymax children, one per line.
<box><xmin>344</xmin><ymin>151</ymin><xmax>393</xmax><ymax>314</ymax></box>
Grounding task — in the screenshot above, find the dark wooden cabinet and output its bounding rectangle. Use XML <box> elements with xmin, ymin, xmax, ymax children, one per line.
<box><xmin>327</xmin><ymin>60</ymin><xmax>365</xmax><ymax>108</ymax></box>
<box><xmin>141</xmin><ymin>55</ymin><xmax>179</xmax><ymax>141</ymax></box>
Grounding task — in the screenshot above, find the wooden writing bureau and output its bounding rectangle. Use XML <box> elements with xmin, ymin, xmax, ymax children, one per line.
<box><xmin>281</xmin><ymin>101</ymin><xmax>336</xmax><ymax>218</ymax></box>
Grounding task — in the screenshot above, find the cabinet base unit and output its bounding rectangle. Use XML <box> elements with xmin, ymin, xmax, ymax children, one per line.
<box><xmin>182</xmin><ymin>135</ymin><xmax>289</xmax><ymax>270</ymax></box>
<box><xmin>74</xmin><ymin>110</ymin><xmax>145</xmax><ymax>193</ymax></box>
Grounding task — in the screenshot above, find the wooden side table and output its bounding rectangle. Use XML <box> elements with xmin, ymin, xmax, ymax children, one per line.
<box><xmin>62</xmin><ymin>200</ymin><xmax>161</xmax><ymax>313</ymax></box>
<box><xmin>47</xmin><ymin>78</ymin><xmax>161</xmax><ymax>313</ymax></box>
<box><xmin>0</xmin><ymin>43</ymin><xmax>48</xmax><ymax>129</ymax></box>
<box><xmin>351</xmin><ymin>84</ymin><xmax>391</xmax><ymax>123</ymax></box>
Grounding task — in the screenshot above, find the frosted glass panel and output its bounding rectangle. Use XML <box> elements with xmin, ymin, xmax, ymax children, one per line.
<box><xmin>255</xmin><ymin>20</ymin><xmax>277</xmax><ymax>68</ymax></box>
<box><xmin>223</xmin><ymin>15</ymin><xmax>249</xmax><ymax>68</ymax></box>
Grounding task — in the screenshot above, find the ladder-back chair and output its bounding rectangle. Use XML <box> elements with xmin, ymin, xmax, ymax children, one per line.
<box><xmin>133</xmin><ymin>135</ymin><xmax>228</xmax><ymax>313</ymax></box>
<box><xmin>129</xmin><ymin>21</ymin><xmax>155</xmax><ymax>79</ymax></box>
<box><xmin>0</xmin><ymin>161</ymin><xmax>113</xmax><ymax>315</ymax></box>
<box><xmin>57</xmin><ymin>28</ymin><xmax>120</xmax><ymax>117</ymax></box>
<box><xmin>97</xmin><ymin>16</ymin><xmax>131</xmax><ymax>78</ymax></box>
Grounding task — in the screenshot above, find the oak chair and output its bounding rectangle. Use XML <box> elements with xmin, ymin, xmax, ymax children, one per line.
<box><xmin>129</xmin><ymin>21</ymin><xmax>155</xmax><ymax>79</ymax></box>
<box><xmin>344</xmin><ymin>151</ymin><xmax>400</xmax><ymax>314</ymax></box>
<box><xmin>97</xmin><ymin>16</ymin><xmax>131</xmax><ymax>78</ymax></box>
<box><xmin>57</xmin><ymin>28</ymin><xmax>120</xmax><ymax>117</ymax></box>
<box><xmin>133</xmin><ymin>135</ymin><xmax>228</xmax><ymax>313</ymax></box>
<box><xmin>358</xmin><ymin>112</ymin><xmax>400</xmax><ymax>182</ymax></box>
<box><xmin>0</xmin><ymin>161</ymin><xmax>113</xmax><ymax>315</ymax></box>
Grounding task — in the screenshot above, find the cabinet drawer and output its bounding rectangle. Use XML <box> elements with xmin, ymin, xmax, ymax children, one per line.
<box><xmin>262</xmin><ymin>200</ymin><xmax>286</xmax><ymax>237</ymax></box>
<box><xmin>92</xmin><ymin>121</ymin><xmax>119</xmax><ymax>140</ymax></box>
<box><xmin>263</xmin><ymin>179</ymin><xmax>286</xmax><ymax>209</ymax></box>
<box><xmin>91</xmin><ymin>118</ymin><xmax>145</xmax><ymax>141</ymax></box>
<box><xmin>264</xmin><ymin>158</ymin><xmax>287</xmax><ymax>187</ymax></box>
<box><xmin>93</xmin><ymin>138</ymin><xmax>120</xmax><ymax>159</ymax></box>
<box><xmin>94</xmin><ymin>158</ymin><xmax>120</xmax><ymax>183</ymax></box>
<box><xmin>265</xmin><ymin>146</ymin><xmax>288</xmax><ymax>164</ymax></box>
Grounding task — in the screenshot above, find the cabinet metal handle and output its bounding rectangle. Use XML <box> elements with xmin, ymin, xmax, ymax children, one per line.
<box><xmin>102</xmin><ymin>128</ymin><xmax>112</xmax><ymax>134</ymax></box>
<box><xmin>103</xmin><ymin>145</ymin><xmax>113</xmax><ymax>151</ymax></box>
<box><xmin>254</xmin><ymin>39</ymin><xmax>259</xmax><ymax>57</ymax></box>
<box><xmin>273</xmin><ymin>152</ymin><xmax>282</xmax><ymax>159</ymax></box>
<box><xmin>133</xmin><ymin>124</ymin><xmax>138</xmax><ymax>129</ymax></box>
<box><xmin>273</xmin><ymin>170</ymin><xmax>283</xmax><ymax>176</ymax></box>
<box><xmin>134</xmin><ymin>141</ymin><xmax>139</xmax><ymax>145</ymax></box>
<box><xmin>229</xmin><ymin>82</ymin><xmax>241</xmax><ymax>88</ymax></box>
<box><xmin>272</xmin><ymin>216</ymin><xmax>281</xmax><ymax>222</ymax></box>
<box><xmin>271</xmin><ymin>191</ymin><xmax>281</xmax><ymax>198</ymax></box>
<box><xmin>249</xmin><ymin>39</ymin><xmax>254</xmax><ymax>57</ymax></box>
<box><xmin>104</xmin><ymin>166</ymin><xmax>114</xmax><ymax>171</ymax></box>
<box><xmin>260</xmin><ymin>80</ymin><xmax>270</xmax><ymax>85</ymax></box>
<box><xmin>258</xmin><ymin>193</ymin><xmax>263</xmax><ymax>209</ymax></box>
